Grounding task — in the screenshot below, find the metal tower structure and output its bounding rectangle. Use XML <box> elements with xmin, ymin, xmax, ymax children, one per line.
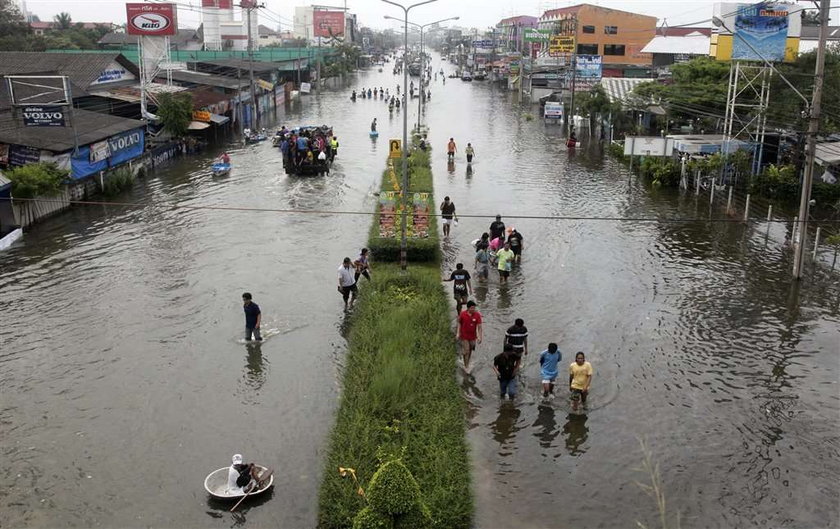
<box><xmin>721</xmin><ymin>61</ymin><xmax>772</xmax><ymax>181</ymax></box>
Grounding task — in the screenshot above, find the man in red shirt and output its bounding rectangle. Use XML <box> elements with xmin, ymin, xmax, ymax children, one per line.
<box><xmin>457</xmin><ymin>300</ymin><xmax>482</xmax><ymax>371</ymax></box>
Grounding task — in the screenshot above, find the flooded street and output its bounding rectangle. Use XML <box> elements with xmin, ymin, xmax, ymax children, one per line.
<box><xmin>1</xmin><ymin>57</ymin><xmax>839</xmax><ymax>529</ymax></box>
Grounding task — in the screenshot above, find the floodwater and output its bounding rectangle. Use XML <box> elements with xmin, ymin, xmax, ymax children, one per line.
<box><xmin>1</xmin><ymin>58</ymin><xmax>838</xmax><ymax>529</ymax></box>
<box><xmin>422</xmin><ymin>62</ymin><xmax>840</xmax><ymax>528</ymax></box>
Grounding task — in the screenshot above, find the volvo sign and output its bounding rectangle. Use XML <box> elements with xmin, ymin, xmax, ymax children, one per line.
<box><xmin>126</xmin><ymin>3</ymin><xmax>178</xmax><ymax>36</ymax></box>
<box><xmin>22</xmin><ymin>105</ymin><xmax>65</xmax><ymax>127</ymax></box>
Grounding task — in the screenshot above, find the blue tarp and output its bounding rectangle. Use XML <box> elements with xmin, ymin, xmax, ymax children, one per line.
<box><xmin>70</xmin><ymin>127</ymin><xmax>145</xmax><ymax>180</ymax></box>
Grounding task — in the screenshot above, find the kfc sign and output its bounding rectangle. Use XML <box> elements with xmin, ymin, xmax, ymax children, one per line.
<box><xmin>126</xmin><ymin>3</ymin><xmax>178</xmax><ymax>36</ymax></box>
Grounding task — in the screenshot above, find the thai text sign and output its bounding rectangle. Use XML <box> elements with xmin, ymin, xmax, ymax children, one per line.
<box><xmin>313</xmin><ymin>10</ymin><xmax>344</xmax><ymax>37</ymax></box>
<box><xmin>549</xmin><ymin>35</ymin><xmax>575</xmax><ymax>56</ymax></box>
<box><xmin>126</xmin><ymin>3</ymin><xmax>178</xmax><ymax>36</ymax></box>
<box><xmin>732</xmin><ymin>2</ymin><xmax>789</xmax><ymax>62</ymax></box>
<box><xmin>575</xmin><ymin>55</ymin><xmax>602</xmax><ymax>80</ymax></box>
<box><xmin>523</xmin><ymin>29</ymin><xmax>551</xmax><ymax>43</ymax></box>
<box><xmin>22</xmin><ymin>105</ymin><xmax>65</xmax><ymax>127</ymax></box>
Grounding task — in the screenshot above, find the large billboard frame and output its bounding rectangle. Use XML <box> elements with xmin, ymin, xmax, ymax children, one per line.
<box><xmin>126</xmin><ymin>3</ymin><xmax>178</xmax><ymax>37</ymax></box>
<box><xmin>313</xmin><ymin>10</ymin><xmax>345</xmax><ymax>38</ymax></box>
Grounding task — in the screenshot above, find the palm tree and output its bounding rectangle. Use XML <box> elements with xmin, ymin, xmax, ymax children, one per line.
<box><xmin>53</xmin><ymin>12</ymin><xmax>72</xmax><ymax>30</ymax></box>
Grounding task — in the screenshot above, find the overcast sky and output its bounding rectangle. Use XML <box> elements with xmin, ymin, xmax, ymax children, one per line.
<box><xmin>20</xmin><ymin>0</ymin><xmax>823</xmax><ymax>32</ymax></box>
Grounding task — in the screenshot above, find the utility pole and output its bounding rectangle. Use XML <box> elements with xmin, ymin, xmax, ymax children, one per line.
<box><xmin>242</xmin><ymin>1</ymin><xmax>262</xmax><ymax>130</ymax></box>
<box><xmin>793</xmin><ymin>0</ymin><xmax>831</xmax><ymax>279</ymax></box>
<box><xmin>567</xmin><ymin>16</ymin><xmax>578</xmax><ymax>136</ymax></box>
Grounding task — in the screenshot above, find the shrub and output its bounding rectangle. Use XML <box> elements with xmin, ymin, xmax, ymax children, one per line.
<box><xmin>5</xmin><ymin>162</ymin><xmax>68</xmax><ymax>199</ymax></box>
<box><xmin>395</xmin><ymin>505</ymin><xmax>433</xmax><ymax>529</ymax></box>
<box><xmin>101</xmin><ymin>166</ymin><xmax>135</xmax><ymax>196</ymax></box>
<box><xmin>353</xmin><ymin>507</ymin><xmax>394</xmax><ymax>529</ymax></box>
<box><xmin>366</xmin><ymin>460</ymin><xmax>421</xmax><ymax>516</ymax></box>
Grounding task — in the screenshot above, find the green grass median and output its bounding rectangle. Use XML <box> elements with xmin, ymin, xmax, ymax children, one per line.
<box><xmin>317</xmin><ymin>142</ymin><xmax>471</xmax><ymax>529</ymax></box>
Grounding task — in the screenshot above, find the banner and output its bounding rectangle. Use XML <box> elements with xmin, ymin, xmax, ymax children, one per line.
<box><xmin>9</xmin><ymin>145</ymin><xmax>40</xmax><ymax>167</ymax></box>
<box><xmin>72</xmin><ymin>128</ymin><xmax>145</xmax><ymax>179</ymax></box>
<box><xmin>22</xmin><ymin>105</ymin><xmax>65</xmax><ymax>127</ymax></box>
<box><xmin>732</xmin><ymin>2</ymin><xmax>789</xmax><ymax>62</ymax></box>
<box><xmin>126</xmin><ymin>3</ymin><xmax>178</xmax><ymax>36</ymax></box>
<box><xmin>90</xmin><ymin>140</ymin><xmax>111</xmax><ymax>163</ymax></box>
<box><xmin>523</xmin><ymin>29</ymin><xmax>551</xmax><ymax>43</ymax></box>
<box><xmin>575</xmin><ymin>55</ymin><xmax>602</xmax><ymax>80</ymax></box>
<box><xmin>313</xmin><ymin>10</ymin><xmax>344</xmax><ymax>38</ymax></box>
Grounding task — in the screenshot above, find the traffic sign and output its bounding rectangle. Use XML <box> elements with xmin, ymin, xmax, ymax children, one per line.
<box><xmin>549</xmin><ymin>35</ymin><xmax>575</xmax><ymax>56</ymax></box>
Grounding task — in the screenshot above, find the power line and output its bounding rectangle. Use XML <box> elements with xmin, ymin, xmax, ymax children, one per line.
<box><xmin>3</xmin><ymin>197</ymin><xmax>839</xmax><ymax>224</ymax></box>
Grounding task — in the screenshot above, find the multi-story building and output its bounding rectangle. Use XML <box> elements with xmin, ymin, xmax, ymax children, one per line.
<box><xmin>495</xmin><ymin>16</ymin><xmax>538</xmax><ymax>54</ymax></box>
<box><xmin>538</xmin><ymin>3</ymin><xmax>656</xmax><ymax>76</ymax></box>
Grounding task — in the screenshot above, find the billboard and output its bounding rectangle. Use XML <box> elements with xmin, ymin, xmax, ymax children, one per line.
<box><xmin>201</xmin><ymin>0</ymin><xmax>232</xmax><ymax>7</ymax></box>
<box><xmin>126</xmin><ymin>3</ymin><xmax>178</xmax><ymax>36</ymax></box>
<box><xmin>575</xmin><ymin>55</ymin><xmax>602</xmax><ymax>80</ymax></box>
<box><xmin>710</xmin><ymin>2</ymin><xmax>800</xmax><ymax>62</ymax></box>
<box><xmin>313</xmin><ymin>10</ymin><xmax>344</xmax><ymax>38</ymax></box>
<box><xmin>549</xmin><ymin>35</ymin><xmax>575</xmax><ymax>56</ymax></box>
<box><xmin>22</xmin><ymin>105</ymin><xmax>65</xmax><ymax>127</ymax></box>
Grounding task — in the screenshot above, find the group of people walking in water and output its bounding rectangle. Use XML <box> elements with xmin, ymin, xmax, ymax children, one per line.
<box><xmin>442</xmin><ymin>209</ymin><xmax>592</xmax><ymax>409</ymax></box>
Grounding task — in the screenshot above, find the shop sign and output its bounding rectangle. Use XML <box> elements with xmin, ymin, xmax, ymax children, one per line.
<box><xmin>523</xmin><ymin>29</ymin><xmax>551</xmax><ymax>42</ymax></box>
<box><xmin>126</xmin><ymin>3</ymin><xmax>178</xmax><ymax>36</ymax></box>
<box><xmin>90</xmin><ymin>62</ymin><xmax>136</xmax><ymax>86</ymax></box>
<box><xmin>22</xmin><ymin>105</ymin><xmax>65</xmax><ymax>127</ymax></box>
<box><xmin>108</xmin><ymin>130</ymin><xmax>143</xmax><ymax>155</ymax></box>
<box><xmin>192</xmin><ymin>110</ymin><xmax>212</xmax><ymax>122</ymax></box>
<box><xmin>9</xmin><ymin>145</ymin><xmax>41</xmax><ymax>167</ymax></box>
<box><xmin>549</xmin><ymin>35</ymin><xmax>575</xmax><ymax>56</ymax></box>
<box><xmin>257</xmin><ymin>79</ymin><xmax>274</xmax><ymax>91</ymax></box>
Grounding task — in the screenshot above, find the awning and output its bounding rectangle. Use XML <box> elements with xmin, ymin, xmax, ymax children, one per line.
<box><xmin>815</xmin><ymin>141</ymin><xmax>840</xmax><ymax>165</ymax></box>
<box><xmin>209</xmin><ymin>113</ymin><xmax>230</xmax><ymax>125</ymax></box>
<box><xmin>187</xmin><ymin>121</ymin><xmax>211</xmax><ymax>130</ymax></box>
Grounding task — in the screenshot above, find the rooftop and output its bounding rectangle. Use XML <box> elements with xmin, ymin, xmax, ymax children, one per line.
<box><xmin>800</xmin><ymin>26</ymin><xmax>840</xmax><ymax>40</ymax></box>
<box><xmin>641</xmin><ymin>34</ymin><xmax>710</xmax><ymax>55</ymax></box>
<box><xmin>162</xmin><ymin>70</ymin><xmax>249</xmax><ymax>90</ymax></box>
<box><xmin>99</xmin><ymin>28</ymin><xmax>202</xmax><ymax>47</ymax></box>
<box><xmin>0</xmin><ymin>52</ymin><xmax>138</xmax><ymax>91</ymax></box>
<box><xmin>0</xmin><ymin>108</ymin><xmax>145</xmax><ymax>152</ymax></box>
<box><xmin>656</xmin><ymin>27</ymin><xmax>711</xmax><ymax>37</ymax></box>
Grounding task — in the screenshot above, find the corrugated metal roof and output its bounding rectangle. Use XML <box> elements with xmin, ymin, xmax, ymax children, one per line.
<box><xmin>600</xmin><ymin>77</ymin><xmax>650</xmax><ymax>104</ymax></box>
<box><xmin>163</xmin><ymin>70</ymin><xmax>249</xmax><ymax>90</ymax></box>
<box><xmin>815</xmin><ymin>141</ymin><xmax>840</xmax><ymax>165</ymax></box>
<box><xmin>0</xmin><ymin>52</ymin><xmax>138</xmax><ymax>90</ymax></box>
<box><xmin>99</xmin><ymin>29</ymin><xmax>200</xmax><ymax>46</ymax></box>
<box><xmin>0</xmin><ymin>108</ymin><xmax>145</xmax><ymax>152</ymax></box>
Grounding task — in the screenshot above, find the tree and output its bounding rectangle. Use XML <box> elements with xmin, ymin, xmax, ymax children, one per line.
<box><xmin>155</xmin><ymin>92</ymin><xmax>194</xmax><ymax>138</ymax></box>
<box><xmin>0</xmin><ymin>0</ymin><xmax>43</xmax><ymax>51</ymax></box>
<box><xmin>53</xmin><ymin>11</ymin><xmax>72</xmax><ymax>30</ymax></box>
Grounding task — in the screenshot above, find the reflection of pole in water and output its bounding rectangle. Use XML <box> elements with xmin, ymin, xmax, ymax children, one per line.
<box><xmin>563</xmin><ymin>413</ymin><xmax>589</xmax><ymax>455</ymax></box>
<box><xmin>243</xmin><ymin>343</ymin><xmax>267</xmax><ymax>392</ymax></box>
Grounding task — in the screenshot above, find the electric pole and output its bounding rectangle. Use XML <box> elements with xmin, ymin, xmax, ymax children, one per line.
<box><xmin>792</xmin><ymin>0</ymin><xmax>831</xmax><ymax>279</ymax></box>
<box><xmin>567</xmin><ymin>16</ymin><xmax>578</xmax><ymax>136</ymax></box>
<box><xmin>242</xmin><ymin>1</ymin><xmax>262</xmax><ymax>130</ymax></box>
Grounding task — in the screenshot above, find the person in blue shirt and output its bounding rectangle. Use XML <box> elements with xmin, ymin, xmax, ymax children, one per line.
<box><xmin>242</xmin><ymin>292</ymin><xmax>261</xmax><ymax>342</ymax></box>
<box><xmin>539</xmin><ymin>343</ymin><xmax>562</xmax><ymax>398</ymax></box>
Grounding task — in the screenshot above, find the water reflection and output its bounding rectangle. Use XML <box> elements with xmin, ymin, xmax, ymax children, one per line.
<box><xmin>490</xmin><ymin>402</ymin><xmax>522</xmax><ymax>448</ymax></box>
<box><xmin>532</xmin><ymin>404</ymin><xmax>560</xmax><ymax>449</ymax></box>
<box><xmin>562</xmin><ymin>413</ymin><xmax>589</xmax><ymax>456</ymax></box>
<box><xmin>242</xmin><ymin>342</ymin><xmax>267</xmax><ymax>393</ymax></box>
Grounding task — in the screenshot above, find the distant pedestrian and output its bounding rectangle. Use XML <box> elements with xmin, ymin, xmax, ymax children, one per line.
<box><xmin>496</xmin><ymin>241</ymin><xmax>515</xmax><ymax>284</ymax></box>
<box><xmin>371</xmin><ymin>118</ymin><xmax>377</xmax><ymax>132</ymax></box>
<box><xmin>457</xmin><ymin>300</ymin><xmax>482</xmax><ymax>371</ymax></box>
<box><xmin>494</xmin><ymin>344</ymin><xmax>520</xmax><ymax>400</ymax></box>
<box><xmin>507</xmin><ymin>228</ymin><xmax>524</xmax><ymax>262</ymax></box>
<box><xmin>489</xmin><ymin>214</ymin><xmax>506</xmax><ymax>242</ymax></box>
<box><xmin>444</xmin><ymin>263</ymin><xmax>472</xmax><ymax>314</ymax></box>
<box><xmin>440</xmin><ymin>196</ymin><xmax>457</xmax><ymax>237</ymax></box>
<box><xmin>540</xmin><ymin>343</ymin><xmax>562</xmax><ymax>398</ymax></box>
<box><xmin>337</xmin><ymin>257</ymin><xmax>357</xmax><ymax>309</ymax></box>
<box><xmin>465</xmin><ymin>143</ymin><xmax>475</xmax><ymax>163</ymax></box>
<box><xmin>242</xmin><ymin>292</ymin><xmax>262</xmax><ymax>342</ymax></box>
<box><xmin>505</xmin><ymin>318</ymin><xmax>529</xmax><ymax>360</ymax></box>
<box><xmin>569</xmin><ymin>352</ymin><xmax>593</xmax><ymax>411</ymax></box>
<box><xmin>447</xmin><ymin>137</ymin><xmax>457</xmax><ymax>160</ymax></box>
<box><xmin>353</xmin><ymin>248</ymin><xmax>372</xmax><ymax>282</ymax></box>
<box><xmin>474</xmin><ymin>245</ymin><xmax>490</xmax><ymax>282</ymax></box>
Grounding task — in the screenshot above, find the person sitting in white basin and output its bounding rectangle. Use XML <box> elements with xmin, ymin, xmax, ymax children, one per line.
<box><xmin>227</xmin><ymin>454</ymin><xmax>258</xmax><ymax>494</ymax></box>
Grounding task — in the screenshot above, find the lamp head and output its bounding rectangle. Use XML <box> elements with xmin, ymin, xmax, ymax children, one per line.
<box><xmin>711</xmin><ymin>16</ymin><xmax>725</xmax><ymax>28</ymax></box>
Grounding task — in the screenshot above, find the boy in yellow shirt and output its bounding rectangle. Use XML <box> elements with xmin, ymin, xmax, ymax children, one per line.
<box><xmin>569</xmin><ymin>352</ymin><xmax>593</xmax><ymax>411</ymax></box>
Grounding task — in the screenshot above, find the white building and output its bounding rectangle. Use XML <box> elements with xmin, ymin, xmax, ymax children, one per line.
<box><xmin>203</xmin><ymin>0</ymin><xmax>259</xmax><ymax>51</ymax></box>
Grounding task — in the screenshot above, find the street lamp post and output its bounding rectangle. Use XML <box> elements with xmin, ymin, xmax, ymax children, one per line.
<box><xmin>381</xmin><ymin>0</ymin><xmax>438</xmax><ymax>270</ymax></box>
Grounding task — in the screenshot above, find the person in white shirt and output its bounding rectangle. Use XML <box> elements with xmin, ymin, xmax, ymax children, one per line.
<box><xmin>227</xmin><ymin>454</ymin><xmax>257</xmax><ymax>494</ymax></box>
<box><xmin>337</xmin><ymin>257</ymin><xmax>358</xmax><ymax>308</ymax></box>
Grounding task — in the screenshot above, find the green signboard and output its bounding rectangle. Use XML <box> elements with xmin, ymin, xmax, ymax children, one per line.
<box><xmin>523</xmin><ymin>29</ymin><xmax>551</xmax><ymax>42</ymax></box>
